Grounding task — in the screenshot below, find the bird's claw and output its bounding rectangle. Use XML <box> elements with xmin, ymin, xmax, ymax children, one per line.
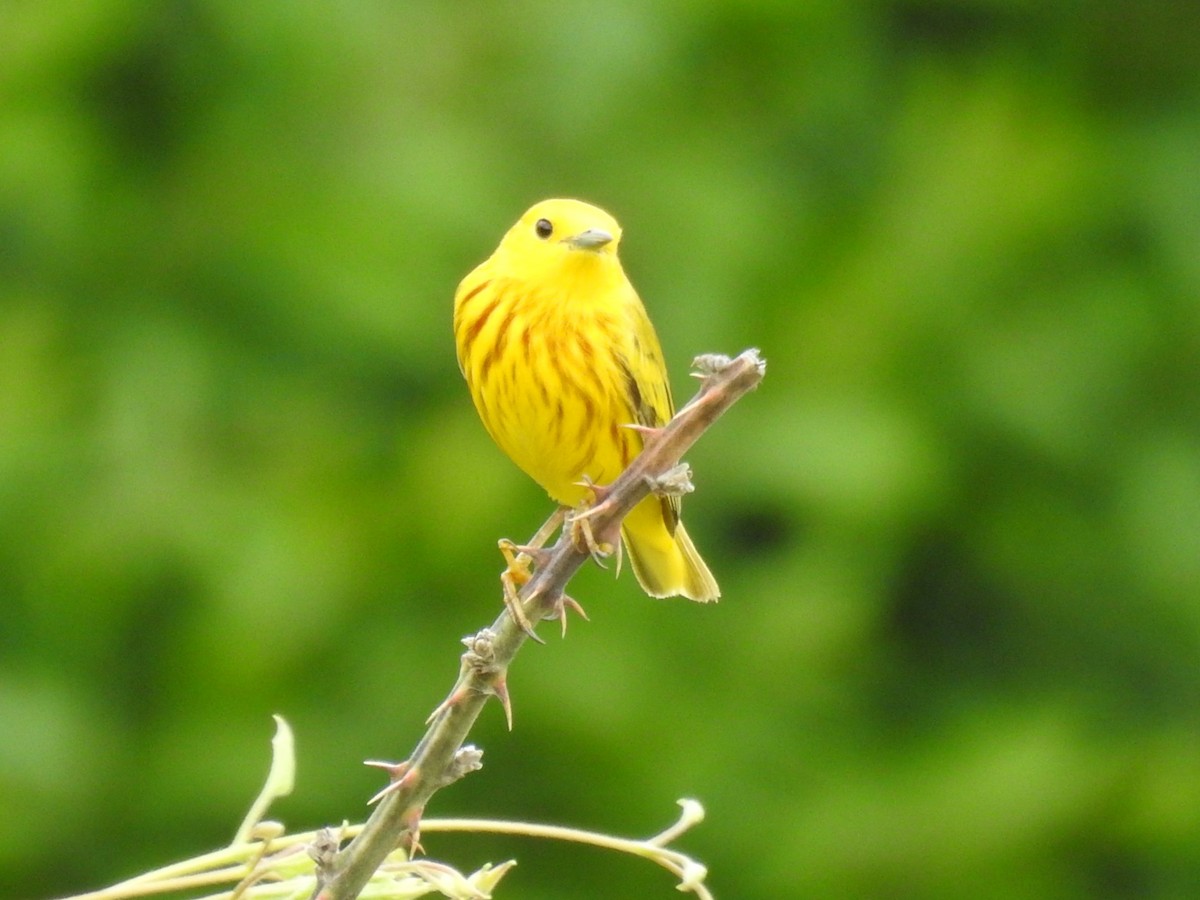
<box><xmin>499</xmin><ymin>537</ymin><xmax>551</xmax><ymax>570</ymax></box>
<box><xmin>501</xmin><ymin>568</ymin><xmax>543</xmax><ymax>643</ymax></box>
<box><xmin>495</xmin><ymin>507</ymin><xmax>570</xmax><ymax>641</ymax></box>
<box><xmin>568</xmin><ymin>511</ymin><xmax>614</xmax><ymax>566</ymax></box>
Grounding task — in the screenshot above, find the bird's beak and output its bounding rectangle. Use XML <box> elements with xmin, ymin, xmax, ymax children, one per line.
<box><xmin>565</xmin><ymin>228</ymin><xmax>613</xmax><ymax>250</ymax></box>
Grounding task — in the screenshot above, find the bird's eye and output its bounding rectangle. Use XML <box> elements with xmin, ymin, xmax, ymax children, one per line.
<box><xmin>534</xmin><ymin>218</ymin><xmax>553</xmax><ymax>239</ymax></box>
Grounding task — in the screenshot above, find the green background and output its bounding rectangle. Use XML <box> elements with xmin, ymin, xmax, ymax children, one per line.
<box><xmin>3</xmin><ymin>2</ymin><xmax>1198</xmax><ymax>898</ymax></box>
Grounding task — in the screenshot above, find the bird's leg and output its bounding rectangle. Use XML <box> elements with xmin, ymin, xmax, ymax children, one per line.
<box><xmin>502</xmin><ymin>505</ymin><xmax>566</xmax><ymax>564</ymax></box>
<box><xmin>499</xmin><ymin>506</ymin><xmax>567</xmax><ymax>640</ymax></box>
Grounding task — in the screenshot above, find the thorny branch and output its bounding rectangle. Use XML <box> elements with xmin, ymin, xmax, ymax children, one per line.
<box><xmin>313</xmin><ymin>349</ymin><xmax>766</xmax><ymax>900</ymax></box>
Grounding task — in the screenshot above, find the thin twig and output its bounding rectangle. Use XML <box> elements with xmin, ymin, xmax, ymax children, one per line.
<box><xmin>314</xmin><ymin>349</ymin><xmax>766</xmax><ymax>900</ymax></box>
<box><xmin>424</xmin><ymin>799</ymin><xmax>712</xmax><ymax>900</ymax></box>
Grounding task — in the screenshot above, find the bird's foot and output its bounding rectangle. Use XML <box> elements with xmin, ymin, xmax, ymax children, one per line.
<box><xmin>498</xmin><ymin>548</ymin><xmax>538</xmax><ymax>641</ymax></box>
<box><xmin>568</xmin><ymin>507</ymin><xmax>616</xmax><ymax>567</ymax></box>
<box><xmin>496</xmin><ymin>507</ymin><xmax>568</xmax><ymax>642</ymax></box>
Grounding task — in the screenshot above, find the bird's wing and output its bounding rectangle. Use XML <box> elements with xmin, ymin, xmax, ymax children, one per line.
<box><xmin>619</xmin><ymin>295</ymin><xmax>681</xmax><ymax>533</ymax></box>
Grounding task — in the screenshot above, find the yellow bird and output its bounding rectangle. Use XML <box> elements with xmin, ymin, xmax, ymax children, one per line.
<box><xmin>453</xmin><ymin>199</ymin><xmax>719</xmax><ymax>603</ymax></box>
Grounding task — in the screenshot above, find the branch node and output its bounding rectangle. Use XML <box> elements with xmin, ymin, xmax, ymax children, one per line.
<box><xmin>690</xmin><ymin>352</ymin><xmax>736</xmax><ymax>378</ymax></box>
<box><xmin>458</xmin><ymin>629</ymin><xmax>516</xmax><ymax>727</ymax></box>
<box><xmin>645</xmin><ymin>462</ymin><xmax>694</xmax><ymax>498</ymax></box>
<box><xmin>307</xmin><ymin>825</ymin><xmax>343</xmax><ymax>887</ymax></box>
<box><xmin>438</xmin><ymin>744</ymin><xmax>484</xmax><ymax>788</ymax></box>
<box><xmin>692</xmin><ymin>347</ymin><xmax>765</xmax><ymax>381</ymax></box>
<box><xmin>462</xmin><ymin>628</ymin><xmax>500</xmax><ymax>672</ymax></box>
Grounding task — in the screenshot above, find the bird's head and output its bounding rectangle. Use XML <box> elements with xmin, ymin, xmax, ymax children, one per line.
<box><xmin>496</xmin><ymin>199</ymin><xmax>624</xmax><ymax>275</ymax></box>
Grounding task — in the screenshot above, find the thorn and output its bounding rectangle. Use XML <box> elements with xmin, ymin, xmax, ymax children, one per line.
<box><xmin>400</xmin><ymin>805</ymin><xmax>425</xmax><ymax>858</ymax></box>
<box><xmin>645</xmin><ymin>463</ymin><xmax>694</xmax><ymax>498</ymax></box>
<box><xmin>572</xmin><ymin>473</ymin><xmax>613</xmax><ymax>503</ymax></box>
<box><xmin>363</xmin><ymin>758</ymin><xmax>411</xmax><ymax>779</ymax></box>
<box><xmin>367</xmin><ymin>776</ymin><xmax>410</xmax><ymax>806</ymax></box>
<box><xmin>543</xmin><ymin>593</ymin><xmax>590</xmax><ymax>638</ymax></box>
<box><xmin>621</xmin><ymin>422</ymin><xmax>661</xmax><ymax>438</ymax></box>
<box><xmin>562</xmin><ymin>594</ymin><xmax>590</xmax><ymax>621</ymax></box>
<box><xmin>492</xmin><ymin>676</ymin><xmax>514</xmax><ymax>731</ymax></box>
<box><xmin>425</xmin><ymin>685</ymin><xmax>468</xmax><ymax>725</ymax></box>
<box><xmin>364</xmin><ymin>760</ymin><xmax>417</xmax><ymax>805</ymax></box>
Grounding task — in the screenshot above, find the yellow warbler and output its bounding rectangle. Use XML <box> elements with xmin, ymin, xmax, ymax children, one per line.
<box><xmin>453</xmin><ymin>198</ymin><xmax>719</xmax><ymax>602</ymax></box>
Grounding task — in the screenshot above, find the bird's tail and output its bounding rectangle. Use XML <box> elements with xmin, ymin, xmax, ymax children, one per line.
<box><xmin>621</xmin><ymin>497</ymin><xmax>720</xmax><ymax>602</ymax></box>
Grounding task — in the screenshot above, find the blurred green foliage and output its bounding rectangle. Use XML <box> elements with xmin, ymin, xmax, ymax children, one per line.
<box><xmin>2</xmin><ymin>2</ymin><xmax>1198</xmax><ymax>898</ymax></box>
